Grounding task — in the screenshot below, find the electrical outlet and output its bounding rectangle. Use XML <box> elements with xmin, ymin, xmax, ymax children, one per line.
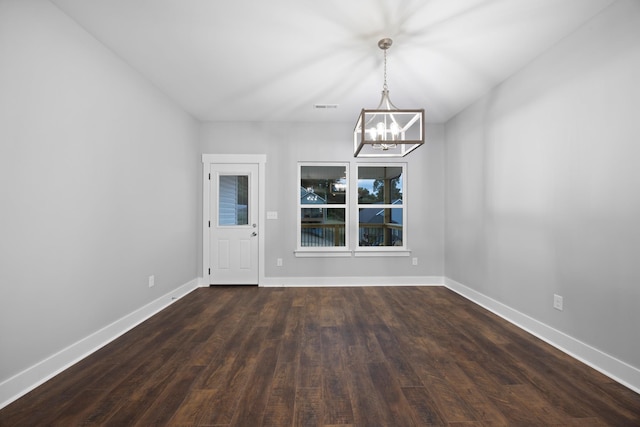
<box><xmin>148</xmin><ymin>275</ymin><xmax>155</xmax><ymax>288</ymax></box>
<box><xmin>412</xmin><ymin>257</ymin><xmax>418</xmax><ymax>266</ymax></box>
<box><xmin>276</xmin><ymin>258</ymin><xmax>283</xmax><ymax>267</ymax></box>
<box><xmin>553</xmin><ymin>294</ymin><xmax>563</xmax><ymax>311</ymax></box>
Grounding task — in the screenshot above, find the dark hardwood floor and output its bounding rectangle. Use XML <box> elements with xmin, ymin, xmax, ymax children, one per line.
<box><xmin>1</xmin><ymin>286</ymin><xmax>639</xmax><ymax>426</ymax></box>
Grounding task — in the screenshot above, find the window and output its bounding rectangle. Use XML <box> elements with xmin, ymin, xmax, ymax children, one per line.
<box><xmin>296</xmin><ymin>162</ymin><xmax>408</xmax><ymax>257</ymax></box>
<box><xmin>218</xmin><ymin>175</ymin><xmax>249</xmax><ymax>226</ymax></box>
<box><xmin>298</xmin><ymin>164</ymin><xmax>348</xmax><ymax>250</ymax></box>
<box><xmin>357</xmin><ymin>165</ymin><xmax>405</xmax><ymax>249</ymax></box>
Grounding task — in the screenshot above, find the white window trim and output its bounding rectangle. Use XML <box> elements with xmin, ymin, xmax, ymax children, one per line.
<box><xmin>294</xmin><ymin>161</ymin><xmax>411</xmax><ymax>258</ymax></box>
<box><xmin>296</xmin><ymin>162</ymin><xmax>350</xmax><ymax>256</ymax></box>
<box><xmin>354</xmin><ymin>163</ymin><xmax>408</xmax><ymax>254</ymax></box>
<box><xmin>295</xmin><ymin>250</ymin><xmax>353</xmax><ymax>258</ymax></box>
<box><xmin>354</xmin><ymin>250</ymin><xmax>411</xmax><ymax>257</ymax></box>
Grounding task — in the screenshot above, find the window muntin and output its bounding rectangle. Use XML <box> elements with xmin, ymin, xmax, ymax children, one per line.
<box><xmin>357</xmin><ymin>165</ymin><xmax>405</xmax><ymax>248</ymax></box>
<box><xmin>298</xmin><ymin>164</ymin><xmax>348</xmax><ymax>249</ymax></box>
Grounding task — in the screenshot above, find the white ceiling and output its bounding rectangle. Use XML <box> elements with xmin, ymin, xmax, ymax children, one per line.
<box><xmin>51</xmin><ymin>0</ymin><xmax>615</xmax><ymax>123</ymax></box>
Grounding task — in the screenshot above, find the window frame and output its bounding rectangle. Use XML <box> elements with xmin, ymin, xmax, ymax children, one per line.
<box><xmin>354</xmin><ymin>163</ymin><xmax>408</xmax><ymax>255</ymax></box>
<box><xmin>295</xmin><ymin>162</ymin><xmax>351</xmax><ymax>256</ymax></box>
<box><xmin>294</xmin><ymin>161</ymin><xmax>411</xmax><ymax>258</ymax></box>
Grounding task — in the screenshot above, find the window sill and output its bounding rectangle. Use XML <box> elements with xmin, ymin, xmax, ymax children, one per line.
<box><xmin>354</xmin><ymin>250</ymin><xmax>411</xmax><ymax>257</ymax></box>
<box><xmin>295</xmin><ymin>250</ymin><xmax>352</xmax><ymax>258</ymax></box>
<box><xmin>294</xmin><ymin>249</ymin><xmax>411</xmax><ymax>258</ymax></box>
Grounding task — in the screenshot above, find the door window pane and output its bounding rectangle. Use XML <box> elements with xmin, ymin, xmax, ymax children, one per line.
<box><xmin>219</xmin><ymin>175</ymin><xmax>248</xmax><ymax>225</ymax></box>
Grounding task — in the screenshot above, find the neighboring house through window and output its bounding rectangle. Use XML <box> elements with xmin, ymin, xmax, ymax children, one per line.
<box><xmin>298</xmin><ymin>164</ymin><xmax>348</xmax><ymax>251</ymax></box>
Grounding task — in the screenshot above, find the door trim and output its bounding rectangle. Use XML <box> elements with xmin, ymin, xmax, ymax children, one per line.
<box><xmin>202</xmin><ymin>154</ymin><xmax>266</xmax><ymax>285</ymax></box>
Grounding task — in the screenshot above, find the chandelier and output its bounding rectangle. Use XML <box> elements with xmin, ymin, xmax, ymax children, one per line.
<box><xmin>354</xmin><ymin>38</ymin><xmax>424</xmax><ymax>157</ymax></box>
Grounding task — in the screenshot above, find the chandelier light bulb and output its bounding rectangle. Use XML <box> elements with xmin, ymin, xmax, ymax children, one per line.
<box><xmin>390</xmin><ymin>121</ymin><xmax>400</xmax><ymax>140</ymax></box>
<box><xmin>376</xmin><ymin>122</ymin><xmax>386</xmax><ymax>140</ymax></box>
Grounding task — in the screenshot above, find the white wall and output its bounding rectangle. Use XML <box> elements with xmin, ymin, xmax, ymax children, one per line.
<box><xmin>0</xmin><ymin>0</ymin><xmax>199</xmax><ymax>395</ymax></box>
<box><xmin>445</xmin><ymin>0</ymin><xmax>640</xmax><ymax>374</ymax></box>
<box><xmin>201</xmin><ymin>121</ymin><xmax>445</xmax><ymax>283</ymax></box>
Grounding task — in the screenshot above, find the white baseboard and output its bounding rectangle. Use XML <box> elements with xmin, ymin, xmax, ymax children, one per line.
<box><xmin>0</xmin><ymin>278</ymin><xmax>200</xmax><ymax>410</ymax></box>
<box><xmin>259</xmin><ymin>275</ymin><xmax>445</xmax><ymax>287</ymax></box>
<box><xmin>444</xmin><ymin>277</ymin><xmax>640</xmax><ymax>394</ymax></box>
<box><xmin>4</xmin><ymin>276</ymin><xmax>637</xmax><ymax>410</ymax></box>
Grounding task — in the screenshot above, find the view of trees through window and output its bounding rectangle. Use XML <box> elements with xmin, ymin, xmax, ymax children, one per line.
<box><xmin>358</xmin><ymin>166</ymin><xmax>404</xmax><ymax>247</ymax></box>
<box><xmin>358</xmin><ymin>170</ymin><xmax>403</xmax><ymax>204</ymax></box>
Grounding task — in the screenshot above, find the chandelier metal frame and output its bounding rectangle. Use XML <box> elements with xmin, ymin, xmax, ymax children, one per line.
<box><xmin>353</xmin><ymin>38</ymin><xmax>425</xmax><ymax>158</ymax></box>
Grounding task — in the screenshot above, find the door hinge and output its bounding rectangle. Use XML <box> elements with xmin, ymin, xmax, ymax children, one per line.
<box><xmin>208</xmin><ymin>268</ymin><xmax>211</xmax><ymax>275</ymax></box>
<box><xmin>208</xmin><ymin>220</ymin><xmax>211</xmax><ymax>227</ymax></box>
<box><xmin>209</xmin><ymin>173</ymin><xmax>211</xmax><ymax>180</ymax></box>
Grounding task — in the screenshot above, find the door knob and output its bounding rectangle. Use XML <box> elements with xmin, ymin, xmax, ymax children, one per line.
<box><xmin>251</xmin><ymin>231</ymin><xmax>257</xmax><ymax>237</ymax></box>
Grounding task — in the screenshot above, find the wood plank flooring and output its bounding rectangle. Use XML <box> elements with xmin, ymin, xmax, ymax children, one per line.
<box><xmin>1</xmin><ymin>286</ymin><xmax>639</xmax><ymax>426</ymax></box>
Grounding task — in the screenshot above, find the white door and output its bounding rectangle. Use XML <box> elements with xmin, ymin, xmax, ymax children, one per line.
<box><xmin>209</xmin><ymin>163</ymin><xmax>259</xmax><ymax>284</ymax></box>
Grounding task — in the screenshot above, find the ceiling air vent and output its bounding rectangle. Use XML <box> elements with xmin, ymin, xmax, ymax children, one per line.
<box><xmin>314</xmin><ymin>104</ymin><xmax>339</xmax><ymax>109</ymax></box>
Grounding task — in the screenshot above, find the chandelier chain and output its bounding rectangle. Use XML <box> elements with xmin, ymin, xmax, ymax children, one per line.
<box><xmin>383</xmin><ymin>48</ymin><xmax>388</xmax><ymax>91</ymax></box>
